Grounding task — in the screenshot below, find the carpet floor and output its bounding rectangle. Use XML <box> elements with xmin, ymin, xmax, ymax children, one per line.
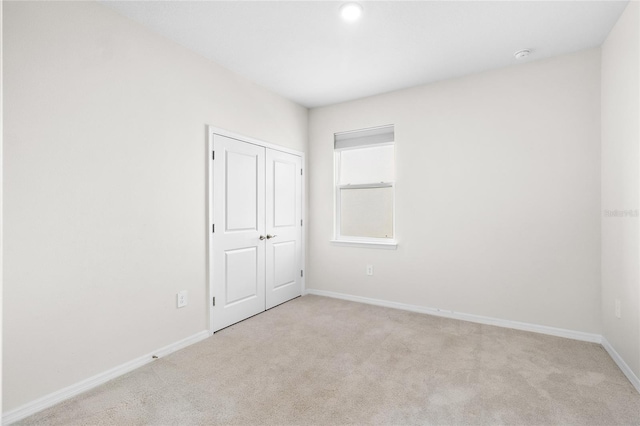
<box><xmin>18</xmin><ymin>295</ymin><xmax>640</xmax><ymax>425</ymax></box>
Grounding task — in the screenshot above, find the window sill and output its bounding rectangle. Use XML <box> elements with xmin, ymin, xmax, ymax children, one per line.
<box><xmin>330</xmin><ymin>239</ymin><xmax>398</xmax><ymax>250</ymax></box>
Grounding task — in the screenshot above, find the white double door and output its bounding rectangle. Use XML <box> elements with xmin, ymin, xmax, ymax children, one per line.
<box><xmin>211</xmin><ymin>134</ymin><xmax>303</xmax><ymax>332</ymax></box>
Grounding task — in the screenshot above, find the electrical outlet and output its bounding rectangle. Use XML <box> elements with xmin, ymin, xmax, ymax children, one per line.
<box><xmin>615</xmin><ymin>299</ymin><xmax>621</xmax><ymax>318</ymax></box>
<box><xmin>366</xmin><ymin>265</ymin><xmax>374</xmax><ymax>276</ymax></box>
<box><xmin>177</xmin><ymin>291</ymin><xmax>188</xmax><ymax>308</ymax></box>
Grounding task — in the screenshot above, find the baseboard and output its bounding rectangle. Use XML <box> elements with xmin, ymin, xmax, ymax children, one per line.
<box><xmin>306</xmin><ymin>289</ymin><xmax>602</xmax><ymax>343</ymax></box>
<box><xmin>602</xmin><ymin>337</ymin><xmax>640</xmax><ymax>394</ymax></box>
<box><xmin>2</xmin><ymin>330</ymin><xmax>209</xmax><ymax>425</ymax></box>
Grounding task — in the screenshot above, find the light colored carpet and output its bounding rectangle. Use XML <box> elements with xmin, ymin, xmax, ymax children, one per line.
<box><xmin>18</xmin><ymin>295</ymin><xmax>640</xmax><ymax>425</ymax></box>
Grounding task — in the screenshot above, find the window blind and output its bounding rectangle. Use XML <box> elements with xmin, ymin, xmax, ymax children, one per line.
<box><xmin>334</xmin><ymin>125</ymin><xmax>394</xmax><ymax>150</ymax></box>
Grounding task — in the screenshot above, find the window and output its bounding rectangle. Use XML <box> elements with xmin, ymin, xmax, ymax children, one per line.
<box><xmin>333</xmin><ymin>125</ymin><xmax>396</xmax><ymax>248</ymax></box>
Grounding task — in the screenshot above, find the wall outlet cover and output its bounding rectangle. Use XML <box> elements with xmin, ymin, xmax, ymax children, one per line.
<box><xmin>177</xmin><ymin>291</ymin><xmax>188</xmax><ymax>308</ymax></box>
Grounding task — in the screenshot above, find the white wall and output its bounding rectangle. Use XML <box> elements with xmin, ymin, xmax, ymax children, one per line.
<box><xmin>3</xmin><ymin>1</ymin><xmax>307</xmax><ymax>412</ymax></box>
<box><xmin>601</xmin><ymin>1</ymin><xmax>640</xmax><ymax>379</ymax></box>
<box><xmin>308</xmin><ymin>49</ymin><xmax>602</xmax><ymax>334</ymax></box>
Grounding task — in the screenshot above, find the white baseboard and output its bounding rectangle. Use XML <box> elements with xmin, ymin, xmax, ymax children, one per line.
<box><xmin>602</xmin><ymin>337</ymin><xmax>640</xmax><ymax>394</ymax></box>
<box><xmin>2</xmin><ymin>330</ymin><xmax>209</xmax><ymax>425</ymax></box>
<box><xmin>306</xmin><ymin>289</ymin><xmax>602</xmax><ymax>343</ymax></box>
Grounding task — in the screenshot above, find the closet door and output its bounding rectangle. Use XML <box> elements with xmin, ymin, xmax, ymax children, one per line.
<box><xmin>265</xmin><ymin>149</ymin><xmax>303</xmax><ymax>309</ymax></box>
<box><xmin>212</xmin><ymin>135</ymin><xmax>266</xmax><ymax>332</ymax></box>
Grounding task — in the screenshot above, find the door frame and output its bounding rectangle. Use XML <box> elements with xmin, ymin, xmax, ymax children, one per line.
<box><xmin>206</xmin><ymin>125</ymin><xmax>306</xmax><ymax>335</ymax></box>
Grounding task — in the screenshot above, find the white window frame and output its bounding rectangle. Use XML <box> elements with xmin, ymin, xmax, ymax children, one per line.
<box><xmin>332</xmin><ymin>128</ymin><xmax>397</xmax><ymax>249</ymax></box>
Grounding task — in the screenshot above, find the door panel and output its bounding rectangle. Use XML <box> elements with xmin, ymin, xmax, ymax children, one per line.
<box><xmin>225</xmin><ymin>247</ymin><xmax>259</xmax><ymax>305</ymax></box>
<box><xmin>273</xmin><ymin>161</ymin><xmax>297</xmax><ymax>227</ymax></box>
<box><xmin>266</xmin><ymin>150</ymin><xmax>302</xmax><ymax>309</ymax></box>
<box><xmin>273</xmin><ymin>241</ymin><xmax>297</xmax><ymax>289</ymax></box>
<box><xmin>226</xmin><ymin>151</ymin><xmax>259</xmax><ymax>231</ymax></box>
<box><xmin>212</xmin><ymin>135</ymin><xmax>265</xmax><ymax>331</ymax></box>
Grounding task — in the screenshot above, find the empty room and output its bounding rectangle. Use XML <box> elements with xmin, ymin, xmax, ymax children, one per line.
<box><xmin>2</xmin><ymin>0</ymin><xmax>640</xmax><ymax>424</ymax></box>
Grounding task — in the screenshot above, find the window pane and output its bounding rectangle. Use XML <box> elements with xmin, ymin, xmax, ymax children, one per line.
<box><xmin>339</xmin><ymin>145</ymin><xmax>394</xmax><ymax>185</ymax></box>
<box><xmin>340</xmin><ymin>187</ymin><xmax>393</xmax><ymax>238</ymax></box>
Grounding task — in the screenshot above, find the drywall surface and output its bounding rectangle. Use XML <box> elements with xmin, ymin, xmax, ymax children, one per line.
<box><xmin>601</xmin><ymin>0</ymin><xmax>640</xmax><ymax>379</ymax></box>
<box><xmin>3</xmin><ymin>1</ymin><xmax>307</xmax><ymax>411</ymax></box>
<box><xmin>308</xmin><ymin>49</ymin><xmax>602</xmax><ymax>335</ymax></box>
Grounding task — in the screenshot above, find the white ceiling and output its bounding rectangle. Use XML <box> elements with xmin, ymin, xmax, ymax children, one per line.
<box><xmin>101</xmin><ymin>1</ymin><xmax>629</xmax><ymax>108</ymax></box>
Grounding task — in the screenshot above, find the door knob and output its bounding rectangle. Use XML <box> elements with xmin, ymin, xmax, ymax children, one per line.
<box><xmin>266</xmin><ymin>234</ymin><xmax>277</xmax><ymax>239</ymax></box>
<box><xmin>259</xmin><ymin>235</ymin><xmax>266</xmax><ymax>240</ymax></box>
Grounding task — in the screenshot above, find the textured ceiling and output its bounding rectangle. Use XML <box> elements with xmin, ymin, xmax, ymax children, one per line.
<box><xmin>101</xmin><ymin>1</ymin><xmax>629</xmax><ymax>108</ymax></box>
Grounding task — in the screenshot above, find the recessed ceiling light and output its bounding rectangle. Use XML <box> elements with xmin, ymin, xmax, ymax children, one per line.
<box><xmin>514</xmin><ymin>49</ymin><xmax>531</xmax><ymax>59</ymax></box>
<box><xmin>340</xmin><ymin>3</ymin><xmax>363</xmax><ymax>22</ymax></box>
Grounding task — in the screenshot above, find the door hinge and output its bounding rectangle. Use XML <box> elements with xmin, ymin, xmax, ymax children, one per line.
<box><xmin>212</xmin><ymin>224</ymin><xmax>215</xmax><ymax>233</ymax></box>
<box><xmin>300</xmin><ymin>169</ymin><xmax>303</xmax><ymax>175</ymax></box>
<box><xmin>212</xmin><ymin>297</ymin><xmax>216</xmax><ymax>307</ymax></box>
<box><xmin>300</xmin><ymin>219</ymin><xmax>303</xmax><ymax>226</ymax></box>
<box><xmin>301</xmin><ymin>270</ymin><xmax>304</xmax><ymax>277</ymax></box>
<box><xmin>212</xmin><ymin>151</ymin><xmax>215</xmax><ymax>160</ymax></box>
